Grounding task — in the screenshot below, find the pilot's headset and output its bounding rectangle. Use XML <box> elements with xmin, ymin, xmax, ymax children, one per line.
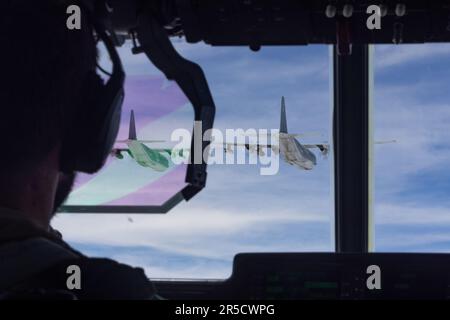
<box><xmin>60</xmin><ymin>1</ymin><xmax>125</xmax><ymax>174</ymax></box>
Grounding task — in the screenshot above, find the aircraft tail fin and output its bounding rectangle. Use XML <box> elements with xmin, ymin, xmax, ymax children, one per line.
<box><xmin>129</xmin><ymin>110</ymin><xmax>137</xmax><ymax>140</ymax></box>
<box><xmin>280</xmin><ymin>96</ymin><xmax>288</xmax><ymax>133</ymax></box>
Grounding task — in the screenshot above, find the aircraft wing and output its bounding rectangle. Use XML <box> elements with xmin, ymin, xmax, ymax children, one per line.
<box><xmin>110</xmin><ymin>148</ymin><xmax>131</xmax><ymax>159</ymax></box>
<box><xmin>374</xmin><ymin>139</ymin><xmax>397</xmax><ymax>144</ymax></box>
<box><xmin>303</xmin><ymin>144</ymin><xmax>330</xmax><ymax>156</ymax></box>
<box><xmin>116</xmin><ymin>139</ymin><xmax>166</xmax><ymax>143</ymax></box>
<box><xmin>302</xmin><ymin>140</ymin><xmax>395</xmax><ymax>157</ymax></box>
<box><xmin>153</xmin><ymin>148</ymin><xmax>185</xmax><ymax>157</ymax></box>
<box><xmin>111</xmin><ymin>147</ymin><xmax>186</xmax><ymax>158</ymax></box>
<box><xmin>213</xmin><ymin>142</ymin><xmax>277</xmax><ymax>155</ymax></box>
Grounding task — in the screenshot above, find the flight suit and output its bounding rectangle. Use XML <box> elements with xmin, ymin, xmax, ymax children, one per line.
<box><xmin>0</xmin><ymin>208</ymin><xmax>157</xmax><ymax>300</ymax></box>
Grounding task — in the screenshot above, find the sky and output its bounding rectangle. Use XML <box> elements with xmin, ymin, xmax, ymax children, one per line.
<box><xmin>374</xmin><ymin>44</ymin><xmax>450</xmax><ymax>252</ymax></box>
<box><xmin>52</xmin><ymin>41</ymin><xmax>450</xmax><ymax>279</ymax></box>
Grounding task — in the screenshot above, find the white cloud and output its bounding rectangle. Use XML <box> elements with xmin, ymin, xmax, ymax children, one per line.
<box><xmin>375</xmin><ymin>44</ymin><xmax>450</xmax><ymax>69</ymax></box>
<box><xmin>376</xmin><ymin>232</ymin><xmax>450</xmax><ymax>252</ymax></box>
<box><xmin>53</xmin><ymin>201</ymin><xmax>328</xmax><ymax>260</ymax></box>
<box><xmin>376</xmin><ymin>203</ymin><xmax>450</xmax><ymax>226</ymax></box>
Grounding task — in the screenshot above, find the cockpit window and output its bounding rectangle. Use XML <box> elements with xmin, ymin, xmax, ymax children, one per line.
<box><xmin>53</xmin><ymin>42</ymin><xmax>333</xmax><ymax>279</ymax></box>
<box><xmin>374</xmin><ymin>44</ymin><xmax>450</xmax><ymax>252</ymax></box>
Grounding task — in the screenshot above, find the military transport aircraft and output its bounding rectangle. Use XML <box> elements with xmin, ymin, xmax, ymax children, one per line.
<box><xmin>220</xmin><ymin>97</ymin><xmax>396</xmax><ymax>171</ymax></box>
<box><xmin>220</xmin><ymin>97</ymin><xmax>329</xmax><ymax>170</ymax></box>
<box><xmin>110</xmin><ymin>110</ymin><xmax>175</xmax><ymax>172</ymax></box>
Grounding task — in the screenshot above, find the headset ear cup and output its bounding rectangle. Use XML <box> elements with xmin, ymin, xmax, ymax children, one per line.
<box><xmin>78</xmin><ymin>73</ymin><xmax>110</xmax><ymax>173</ymax></box>
<box><xmin>62</xmin><ymin>71</ymin><xmax>123</xmax><ymax>174</ymax></box>
<box><xmin>60</xmin><ymin>72</ymin><xmax>105</xmax><ymax>173</ymax></box>
<box><xmin>59</xmin><ymin>6</ymin><xmax>125</xmax><ymax>175</ymax></box>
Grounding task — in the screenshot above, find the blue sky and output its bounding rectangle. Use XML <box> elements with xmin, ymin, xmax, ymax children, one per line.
<box><xmin>374</xmin><ymin>44</ymin><xmax>450</xmax><ymax>252</ymax></box>
<box><xmin>53</xmin><ymin>42</ymin><xmax>450</xmax><ymax>278</ymax></box>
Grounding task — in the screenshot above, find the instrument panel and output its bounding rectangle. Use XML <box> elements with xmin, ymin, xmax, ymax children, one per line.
<box><xmin>154</xmin><ymin>253</ymin><xmax>450</xmax><ymax>299</ymax></box>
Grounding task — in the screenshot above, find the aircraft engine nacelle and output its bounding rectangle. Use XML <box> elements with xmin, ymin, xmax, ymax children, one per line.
<box><xmin>224</xmin><ymin>145</ymin><xmax>234</xmax><ymax>153</ymax></box>
<box><xmin>257</xmin><ymin>147</ymin><xmax>265</xmax><ymax>156</ymax></box>
<box><xmin>111</xmin><ymin>149</ymin><xmax>124</xmax><ymax>159</ymax></box>
<box><xmin>318</xmin><ymin>145</ymin><xmax>329</xmax><ymax>158</ymax></box>
<box><xmin>246</xmin><ymin>144</ymin><xmax>257</xmax><ymax>153</ymax></box>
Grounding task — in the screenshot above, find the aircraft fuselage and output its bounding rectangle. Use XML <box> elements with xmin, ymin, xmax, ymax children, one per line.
<box><xmin>279</xmin><ymin>135</ymin><xmax>317</xmax><ymax>170</ymax></box>
<box><xmin>127</xmin><ymin>140</ymin><xmax>169</xmax><ymax>172</ymax></box>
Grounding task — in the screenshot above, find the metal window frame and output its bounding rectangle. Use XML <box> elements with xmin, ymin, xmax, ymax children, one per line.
<box><xmin>333</xmin><ymin>44</ymin><xmax>373</xmax><ymax>252</ymax></box>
